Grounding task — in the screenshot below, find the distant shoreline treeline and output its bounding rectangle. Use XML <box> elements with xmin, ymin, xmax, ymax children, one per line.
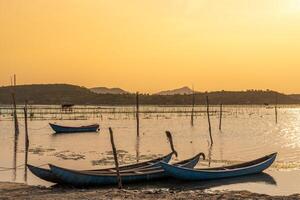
<box><xmin>0</xmin><ymin>84</ymin><xmax>300</xmax><ymax>105</ymax></box>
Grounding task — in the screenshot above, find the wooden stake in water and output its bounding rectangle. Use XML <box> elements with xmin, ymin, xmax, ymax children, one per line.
<box><xmin>108</xmin><ymin>127</ymin><xmax>122</xmax><ymax>189</ymax></box>
<box><xmin>13</xmin><ymin>131</ymin><xmax>18</xmax><ymax>181</ymax></box>
<box><xmin>275</xmin><ymin>94</ymin><xmax>278</xmax><ymax>124</ymax></box>
<box><xmin>11</xmin><ymin>93</ymin><xmax>19</xmax><ymax>135</ymax></box>
<box><xmin>208</xmin><ymin>144</ymin><xmax>213</xmax><ymax>167</ymax></box>
<box><xmin>206</xmin><ymin>96</ymin><xmax>213</xmax><ymax>145</ymax></box>
<box><xmin>165</xmin><ymin>131</ymin><xmax>178</xmax><ymax>157</ymax></box>
<box><xmin>219</xmin><ymin>104</ymin><xmax>223</xmax><ymax>130</ymax></box>
<box><xmin>14</xmin><ymin>74</ymin><xmax>16</xmax><ymax>86</ymax></box>
<box><xmin>191</xmin><ymin>91</ymin><xmax>195</xmax><ymax>126</ymax></box>
<box><xmin>24</xmin><ymin>103</ymin><xmax>29</xmax><ymax>182</ymax></box>
<box><xmin>136</xmin><ymin>92</ymin><xmax>140</xmax><ymax>136</ymax></box>
<box><xmin>135</xmin><ymin>136</ymin><xmax>140</xmax><ymax>163</ymax></box>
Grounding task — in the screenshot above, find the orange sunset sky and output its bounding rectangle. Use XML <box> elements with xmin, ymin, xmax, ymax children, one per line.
<box><xmin>1</xmin><ymin>0</ymin><xmax>300</xmax><ymax>93</ymax></box>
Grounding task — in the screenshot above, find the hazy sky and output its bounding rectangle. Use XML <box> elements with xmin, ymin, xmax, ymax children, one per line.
<box><xmin>1</xmin><ymin>0</ymin><xmax>300</xmax><ymax>93</ymax></box>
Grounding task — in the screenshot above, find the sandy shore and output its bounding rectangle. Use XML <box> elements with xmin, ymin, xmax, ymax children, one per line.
<box><xmin>1</xmin><ymin>182</ymin><xmax>300</xmax><ymax>200</ymax></box>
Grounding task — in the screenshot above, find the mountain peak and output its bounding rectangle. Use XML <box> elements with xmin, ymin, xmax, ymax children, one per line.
<box><xmin>90</xmin><ymin>87</ymin><xmax>129</xmax><ymax>94</ymax></box>
<box><xmin>155</xmin><ymin>86</ymin><xmax>195</xmax><ymax>95</ymax></box>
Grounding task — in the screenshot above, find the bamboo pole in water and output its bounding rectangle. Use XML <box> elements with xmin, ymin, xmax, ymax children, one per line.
<box><xmin>206</xmin><ymin>96</ymin><xmax>213</xmax><ymax>145</ymax></box>
<box><xmin>13</xmin><ymin>133</ymin><xmax>18</xmax><ymax>181</ymax></box>
<box><xmin>108</xmin><ymin>127</ymin><xmax>122</xmax><ymax>189</ymax></box>
<box><xmin>14</xmin><ymin>74</ymin><xmax>16</xmax><ymax>86</ymax></box>
<box><xmin>11</xmin><ymin>85</ymin><xmax>18</xmax><ymax>181</ymax></box>
<box><xmin>136</xmin><ymin>92</ymin><xmax>140</xmax><ymax>136</ymax></box>
<box><xmin>208</xmin><ymin>144</ymin><xmax>213</xmax><ymax>167</ymax></box>
<box><xmin>11</xmin><ymin>93</ymin><xmax>19</xmax><ymax>135</ymax></box>
<box><xmin>191</xmin><ymin>91</ymin><xmax>195</xmax><ymax>126</ymax></box>
<box><xmin>275</xmin><ymin>94</ymin><xmax>278</xmax><ymax>124</ymax></box>
<box><xmin>219</xmin><ymin>104</ymin><xmax>223</xmax><ymax>130</ymax></box>
<box><xmin>135</xmin><ymin>136</ymin><xmax>140</xmax><ymax>163</ymax></box>
<box><xmin>24</xmin><ymin>103</ymin><xmax>29</xmax><ymax>182</ymax></box>
<box><xmin>165</xmin><ymin>131</ymin><xmax>178</xmax><ymax>157</ymax></box>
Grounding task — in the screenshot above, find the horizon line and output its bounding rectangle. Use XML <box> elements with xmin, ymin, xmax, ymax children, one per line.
<box><xmin>1</xmin><ymin>82</ymin><xmax>298</xmax><ymax>95</ymax></box>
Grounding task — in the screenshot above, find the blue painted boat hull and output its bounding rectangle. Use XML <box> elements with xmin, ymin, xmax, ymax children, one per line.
<box><xmin>50</xmin><ymin>165</ymin><xmax>163</xmax><ymax>186</ymax></box>
<box><xmin>48</xmin><ymin>153</ymin><xmax>203</xmax><ymax>187</ymax></box>
<box><xmin>159</xmin><ymin>153</ymin><xmax>277</xmax><ymax>181</ymax></box>
<box><xmin>27</xmin><ymin>164</ymin><xmax>62</xmax><ymax>183</ymax></box>
<box><xmin>49</xmin><ymin>123</ymin><xmax>100</xmax><ymax>133</ymax></box>
<box><xmin>27</xmin><ymin>153</ymin><xmax>173</xmax><ymax>183</ymax></box>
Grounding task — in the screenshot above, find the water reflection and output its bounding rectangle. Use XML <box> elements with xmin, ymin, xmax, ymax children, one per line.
<box><xmin>13</xmin><ymin>128</ymin><xmax>19</xmax><ymax>181</ymax></box>
<box><xmin>219</xmin><ymin>130</ymin><xmax>224</xmax><ymax>161</ymax></box>
<box><xmin>190</xmin><ymin>173</ymin><xmax>277</xmax><ymax>190</ymax></box>
<box><xmin>135</xmin><ymin>136</ymin><xmax>140</xmax><ymax>163</ymax></box>
<box><xmin>126</xmin><ymin>173</ymin><xmax>277</xmax><ymax>191</ymax></box>
<box><xmin>208</xmin><ymin>144</ymin><xmax>213</xmax><ymax>167</ymax></box>
<box><xmin>24</xmin><ymin>146</ymin><xmax>29</xmax><ymax>182</ymax></box>
<box><xmin>24</xmin><ymin>106</ymin><xmax>29</xmax><ymax>182</ymax></box>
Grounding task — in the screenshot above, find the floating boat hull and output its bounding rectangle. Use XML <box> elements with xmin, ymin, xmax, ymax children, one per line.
<box><xmin>159</xmin><ymin>153</ymin><xmax>277</xmax><ymax>181</ymax></box>
<box><xmin>49</xmin><ymin>123</ymin><xmax>100</xmax><ymax>133</ymax></box>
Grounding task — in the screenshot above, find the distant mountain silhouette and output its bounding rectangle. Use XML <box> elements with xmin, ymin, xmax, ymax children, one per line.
<box><xmin>90</xmin><ymin>87</ymin><xmax>129</xmax><ymax>94</ymax></box>
<box><xmin>289</xmin><ymin>94</ymin><xmax>300</xmax><ymax>101</ymax></box>
<box><xmin>0</xmin><ymin>84</ymin><xmax>98</xmax><ymax>105</ymax></box>
<box><xmin>156</xmin><ymin>86</ymin><xmax>196</xmax><ymax>95</ymax></box>
<box><xmin>0</xmin><ymin>84</ymin><xmax>299</xmax><ymax>105</ymax></box>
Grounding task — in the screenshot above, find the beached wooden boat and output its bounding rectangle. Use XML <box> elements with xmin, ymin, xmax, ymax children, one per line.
<box><xmin>49</xmin><ymin>123</ymin><xmax>100</xmax><ymax>133</ymax></box>
<box><xmin>49</xmin><ymin>153</ymin><xmax>205</xmax><ymax>186</ymax></box>
<box><xmin>28</xmin><ymin>152</ymin><xmax>174</xmax><ymax>183</ymax></box>
<box><xmin>159</xmin><ymin>153</ymin><xmax>277</xmax><ymax>181</ymax></box>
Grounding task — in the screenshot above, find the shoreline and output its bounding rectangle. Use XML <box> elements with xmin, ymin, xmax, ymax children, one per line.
<box><xmin>1</xmin><ymin>182</ymin><xmax>299</xmax><ymax>200</ymax></box>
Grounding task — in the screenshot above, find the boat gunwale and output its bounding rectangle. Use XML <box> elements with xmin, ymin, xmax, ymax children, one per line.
<box><xmin>28</xmin><ymin>152</ymin><xmax>173</xmax><ymax>173</ymax></box>
<box><xmin>49</xmin><ymin>123</ymin><xmax>100</xmax><ymax>129</ymax></box>
<box><xmin>49</xmin><ymin>153</ymin><xmax>202</xmax><ymax>177</ymax></box>
<box><xmin>160</xmin><ymin>152</ymin><xmax>277</xmax><ymax>173</ymax></box>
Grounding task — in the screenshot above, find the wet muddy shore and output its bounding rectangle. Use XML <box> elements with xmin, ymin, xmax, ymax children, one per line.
<box><xmin>1</xmin><ymin>182</ymin><xmax>299</xmax><ymax>200</ymax></box>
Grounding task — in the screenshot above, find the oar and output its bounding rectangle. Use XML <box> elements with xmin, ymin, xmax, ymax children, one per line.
<box><xmin>165</xmin><ymin>131</ymin><xmax>178</xmax><ymax>157</ymax></box>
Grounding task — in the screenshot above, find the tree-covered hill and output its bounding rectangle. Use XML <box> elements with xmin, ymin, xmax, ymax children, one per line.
<box><xmin>0</xmin><ymin>84</ymin><xmax>299</xmax><ymax>105</ymax></box>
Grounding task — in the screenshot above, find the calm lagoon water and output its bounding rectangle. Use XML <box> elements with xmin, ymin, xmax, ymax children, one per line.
<box><xmin>1</xmin><ymin>105</ymin><xmax>300</xmax><ymax>195</ymax></box>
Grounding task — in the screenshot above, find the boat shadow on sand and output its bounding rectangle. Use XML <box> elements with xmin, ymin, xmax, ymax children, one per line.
<box><xmin>126</xmin><ymin>172</ymin><xmax>277</xmax><ymax>191</ymax></box>
<box><xmin>52</xmin><ymin>172</ymin><xmax>276</xmax><ymax>190</ymax></box>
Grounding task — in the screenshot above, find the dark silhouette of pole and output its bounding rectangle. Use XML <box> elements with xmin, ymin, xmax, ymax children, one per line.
<box><xmin>11</xmin><ymin>93</ymin><xmax>19</xmax><ymax>135</ymax></box>
<box><xmin>208</xmin><ymin>144</ymin><xmax>213</xmax><ymax>167</ymax></box>
<box><xmin>191</xmin><ymin>91</ymin><xmax>195</xmax><ymax>126</ymax></box>
<box><xmin>136</xmin><ymin>92</ymin><xmax>140</xmax><ymax>136</ymax></box>
<box><xmin>14</xmin><ymin>74</ymin><xmax>16</xmax><ymax>86</ymax></box>
<box><xmin>24</xmin><ymin>103</ymin><xmax>29</xmax><ymax>182</ymax></box>
<box><xmin>135</xmin><ymin>136</ymin><xmax>140</xmax><ymax>163</ymax></box>
<box><xmin>219</xmin><ymin>104</ymin><xmax>223</xmax><ymax>130</ymax></box>
<box><xmin>206</xmin><ymin>96</ymin><xmax>213</xmax><ymax>145</ymax></box>
<box><xmin>165</xmin><ymin>131</ymin><xmax>178</xmax><ymax>157</ymax></box>
<box><xmin>275</xmin><ymin>94</ymin><xmax>278</xmax><ymax>124</ymax></box>
<box><xmin>13</xmin><ymin>132</ymin><xmax>18</xmax><ymax>181</ymax></box>
<box><xmin>108</xmin><ymin>127</ymin><xmax>122</xmax><ymax>189</ymax></box>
